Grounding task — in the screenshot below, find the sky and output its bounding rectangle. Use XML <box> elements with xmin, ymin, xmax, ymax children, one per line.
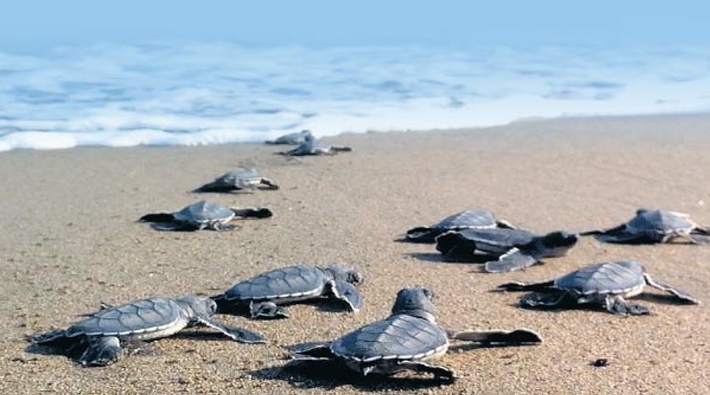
<box><xmin>1</xmin><ymin>1</ymin><xmax>709</xmax><ymax>53</ymax></box>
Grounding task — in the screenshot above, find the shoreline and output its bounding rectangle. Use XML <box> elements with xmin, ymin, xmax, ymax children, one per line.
<box><xmin>1</xmin><ymin>113</ymin><xmax>709</xmax><ymax>394</ymax></box>
<box><xmin>2</xmin><ymin>111</ymin><xmax>710</xmax><ymax>153</ymax></box>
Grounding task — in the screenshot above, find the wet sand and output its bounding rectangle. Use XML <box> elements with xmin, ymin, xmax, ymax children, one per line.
<box><xmin>1</xmin><ymin>114</ymin><xmax>709</xmax><ymax>394</ymax></box>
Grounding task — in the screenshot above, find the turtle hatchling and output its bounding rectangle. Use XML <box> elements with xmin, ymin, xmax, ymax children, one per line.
<box><xmin>30</xmin><ymin>296</ymin><xmax>265</xmax><ymax>367</ymax></box>
<box><xmin>194</xmin><ymin>168</ymin><xmax>279</xmax><ymax>192</ymax></box>
<box><xmin>497</xmin><ymin>260</ymin><xmax>699</xmax><ymax>315</ymax></box>
<box><xmin>435</xmin><ymin>228</ymin><xmax>579</xmax><ymax>272</ymax></box>
<box><xmin>139</xmin><ymin>200</ymin><xmax>272</xmax><ymax>231</ymax></box>
<box><xmin>285</xmin><ymin>286</ymin><xmax>542</xmax><ymax>383</ymax></box>
<box><xmin>212</xmin><ymin>265</ymin><xmax>364</xmax><ymax>319</ymax></box>
<box><xmin>281</xmin><ymin>133</ymin><xmax>352</xmax><ymax>156</ymax></box>
<box><xmin>266</xmin><ymin>129</ymin><xmax>313</xmax><ymax>145</ymax></box>
<box><xmin>581</xmin><ymin>208</ymin><xmax>710</xmax><ymax>244</ymax></box>
<box><xmin>401</xmin><ymin>209</ymin><xmax>516</xmax><ymax>243</ymax></box>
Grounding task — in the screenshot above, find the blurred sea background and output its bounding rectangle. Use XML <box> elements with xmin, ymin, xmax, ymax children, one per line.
<box><xmin>1</xmin><ymin>1</ymin><xmax>708</xmax><ymax>151</ymax></box>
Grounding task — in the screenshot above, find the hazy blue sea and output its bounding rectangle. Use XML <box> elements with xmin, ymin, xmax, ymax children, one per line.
<box><xmin>1</xmin><ymin>42</ymin><xmax>709</xmax><ymax>151</ymax></box>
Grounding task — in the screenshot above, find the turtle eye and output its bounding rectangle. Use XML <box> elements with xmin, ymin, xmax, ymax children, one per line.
<box><xmin>422</xmin><ymin>288</ymin><xmax>434</xmax><ymax>300</ymax></box>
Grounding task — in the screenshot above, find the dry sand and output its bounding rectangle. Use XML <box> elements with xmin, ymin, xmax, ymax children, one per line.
<box><xmin>1</xmin><ymin>114</ymin><xmax>709</xmax><ymax>394</ymax></box>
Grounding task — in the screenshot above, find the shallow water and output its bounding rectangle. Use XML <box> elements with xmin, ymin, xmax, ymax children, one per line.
<box><xmin>1</xmin><ymin>42</ymin><xmax>709</xmax><ymax>151</ymax></box>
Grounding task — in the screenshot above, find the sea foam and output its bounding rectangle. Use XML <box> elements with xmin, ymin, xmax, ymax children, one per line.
<box><xmin>1</xmin><ymin>42</ymin><xmax>709</xmax><ymax>151</ymax></box>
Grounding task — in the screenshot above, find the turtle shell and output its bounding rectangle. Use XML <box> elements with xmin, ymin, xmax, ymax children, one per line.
<box><xmin>215</xmin><ymin>169</ymin><xmax>262</xmax><ymax>188</ymax></box>
<box><xmin>222</xmin><ymin>265</ymin><xmax>327</xmax><ymax>302</ymax></box>
<box><xmin>554</xmin><ymin>261</ymin><xmax>646</xmax><ymax>297</ymax></box>
<box><xmin>431</xmin><ymin>210</ymin><xmax>499</xmax><ymax>231</ymax></box>
<box><xmin>173</xmin><ymin>201</ymin><xmax>235</xmax><ymax>224</ymax></box>
<box><xmin>330</xmin><ymin>314</ymin><xmax>448</xmax><ymax>362</ymax></box>
<box><xmin>436</xmin><ymin>228</ymin><xmax>536</xmax><ymax>256</ymax></box>
<box><xmin>65</xmin><ymin>297</ymin><xmax>185</xmax><ymax>339</ymax></box>
<box><xmin>628</xmin><ymin>210</ymin><xmax>694</xmax><ymax>235</ymax></box>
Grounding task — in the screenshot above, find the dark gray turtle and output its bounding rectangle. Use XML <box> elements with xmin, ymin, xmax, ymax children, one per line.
<box><xmin>266</xmin><ymin>129</ymin><xmax>313</xmax><ymax>145</ymax></box>
<box><xmin>212</xmin><ymin>265</ymin><xmax>364</xmax><ymax>319</ymax></box>
<box><xmin>30</xmin><ymin>296</ymin><xmax>265</xmax><ymax>367</ymax></box>
<box><xmin>581</xmin><ymin>209</ymin><xmax>710</xmax><ymax>244</ymax></box>
<box><xmin>281</xmin><ymin>134</ymin><xmax>352</xmax><ymax>156</ymax></box>
<box><xmin>194</xmin><ymin>168</ymin><xmax>279</xmax><ymax>192</ymax></box>
<box><xmin>497</xmin><ymin>260</ymin><xmax>699</xmax><ymax>315</ymax></box>
<box><xmin>285</xmin><ymin>287</ymin><xmax>541</xmax><ymax>383</ymax></box>
<box><xmin>435</xmin><ymin>228</ymin><xmax>578</xmax><ymax>272</ymax></box>
<box><xmin>139</xmin><ymin>200</ymin><xmax>272</xmax><ymax>231</ymax></box>
<box><xmin>402</xmin><ymin>209</ymin><xmax>516</xmax><ymax>243</ymax></box>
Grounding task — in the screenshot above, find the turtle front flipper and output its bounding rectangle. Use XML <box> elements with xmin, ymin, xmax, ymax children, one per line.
<box><xmin>395</xmin><ymin>360</ymin><xmax>455</xmax><ymax>383</ymax></box>
<box><xmin>643</xmin><ymin>274</ymin><xmax>699</xmax><ymax>304</ymax></box>
<box><xmin>520</xmin><ymin>291</ymin><xmax>567</xmax><ymax>308</ymax></box>
<box><xmin>79</xmin><ymin>336</ymin><xmax>123</xmax><ymax>367</ymax></box>
<box><xmin>579</xmin><ymin>223</ymin><xmax>627</xmax><ymax>236</ymax></box>
<box><xmin>195</xmin><ymin>317</ymin><xmax>266</xmax><ymax>344</ymax></box>
<box><xmin>448</xmin><ymin>328</ymin><xmax>542</xmax><ymax>345</ymax></box>
<box><xmin>683</xmin><ymin>233</ymin><xmax>710</xmax><ymax>245</ymax></box>
<box><xmin>496</xmin><ymin>279</ymin><xmax>554</xmax><ymax>292</ymax></box>
<box><xmin>484</xmin><ymin>248</ymin><xmax>539</xmax><ymax>273</ymax></box>
<box><xmin>249</xmin><ymin>301</ymin><xmax>290</xmax><ymax>319</ymax></box>
<box><xmin>151</xmin><ymin>222</ymin><xmax>200</xmax><ymax>232</ymax></box>
<box><xmin>328</xmin><ymin>280</ymin><xmax>364</xmax><ymax>311</ymax></box>
<box><xmin>193</xmin><ymin>181</ymin><xmax>237</xmax><ymax>193</ymax></box>
<box><xmin>231</xmin><ymin>207</ymin><xmax>274</xmax><ymax>219</ymax></box>
<box><xmin>403</xmin><ymin>227</ymin><xmax>436</xmax><ymax>243</ymax></box>
<box><xmin>604</xmin><ymin>295</ymin><xmax>649</xmax><ymax>315</ymax></box>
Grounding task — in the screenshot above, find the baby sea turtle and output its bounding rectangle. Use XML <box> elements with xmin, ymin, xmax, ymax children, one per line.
<box><xmin>402</xmin><ymin>209</ymin><xmax>516</xmax><ymax>243</ymax></box>
<box><xmin>581</xmin><ymin>209</ymin><xmax>710</xmax><ymax>244</ymax></box>
<box><xmin>497</xmin><ymin>260</ymin><xmax>699</xmax><ymax>315</ymax></box>
<box><xmin>30</xmin><ymin>296</ymin><xmax>264</xmax><ymax>367</ymax></box>
<box><xmin>435</xmin><ymin>228</ymin><xmax>579</xmax><ymax>272</ymax></box>
<box><xmin>194</xmin><ymin>168</ymin><xmax>279</xmax><ymax>192</ymax></box>
<box><xmin>266</xmin><ymin>129</ymin><xmax>313</xmax><ymax>145</ymax></box>
<box><xmin>285</xmin><ymin>287</ymin><xmax>541</xmax><ymax>383</ymax></box>
<box><xmin>212</xmin><ymin>265</ymin><xmax>364</xmax><ymax>319</ymax></box>
<box><xmin>139</xmin><ymin>200</ymin><xmax>272</xmax><ymax>231</ymax></box>
<box><xmin>281</xmin><ymin>134</ymin><xmax>352</xmax><ymax>156</ymax></box>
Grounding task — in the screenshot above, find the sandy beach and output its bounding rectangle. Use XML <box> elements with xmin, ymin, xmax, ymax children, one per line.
<box><xmin>1</xmin><ymin>114</ymin><xmax>709</xmax><ymax>394</ymax></box>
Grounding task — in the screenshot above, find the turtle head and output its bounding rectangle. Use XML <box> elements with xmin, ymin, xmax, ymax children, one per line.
<box><xmin>323</xmin><ymin>266</ymin><xmax>364</xmax><ymax>286</ymax></box>
<box><xmin>391</xmin><ymin>287</ymin><xmax>437</xmax><ymax>321</ymax></box>
<box><xmin>176</xmin><ymin>295</ymin><xmax>218</xmax><ymax>320</ymax></box>
<box><xmin>538</xmin><ymin>231</ymin><xmax>578</xmax><ymax>256</ymax></box>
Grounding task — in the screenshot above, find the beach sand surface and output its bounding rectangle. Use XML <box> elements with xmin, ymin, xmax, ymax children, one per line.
<box><xmin>1</xmin><ymin>114</ymin><xmax>709</xmax><ymax>394</ymax></box>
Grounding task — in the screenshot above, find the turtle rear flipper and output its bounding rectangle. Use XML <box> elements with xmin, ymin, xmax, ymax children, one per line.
<box><xmin>403</xmin><ymin>227</ymin><xmax>436</xmax><ymax>243</ymax></box>
<box><xmin>249</xmin><ymin>301</ymin><xmax>289</xmax><ymax>319</ymax></box>
<box><xmin>329</xmin><ymin>281</ymin><xmax>364</xmax><ymax>311</ymax></box>
<box><xmin>395</xmin><ymin>360</ymin><xmax>455</xmax><ymax>383</ymax></box>
<box><xmin>448</xmin><ymin>328</ymin><xmax>542</xmax><ymax>345</ymax></box>
<box><xmin>643</xmin><ymin>274</ymin><xmax>699</xmax><ymax>303</ymax></box>
<box><xmin>231</xmin><ymin>207</ymin><xmax>273</xmax><ymax>219</ymax></box>
<box><xmin>80</xmin><ymin>336</ymin><xmax>123</xmax><ymax>367</ymax></box>
<box><xmin>496</xmin><ymin>279</ymin><xmax>554</xmax><ymax>292</ymax></box>
<box><xmin>139</xmin><ymin>213</ymin><xmax>175</xmax><ymax>223</ymax></box>
<box><xmin>484</xmin><ymin>248</ymin><xmax>539</xmax><ymax>273</ymax></box>
<box><xmin>604</xmin><ymin>295</ymin><xmax>649</xmax><ymax>316</ymax></box>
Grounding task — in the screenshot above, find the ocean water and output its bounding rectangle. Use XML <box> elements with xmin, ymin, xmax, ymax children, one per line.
<box><xmin>1</xmin><ymin>42</ymin><xmax>709</xmax><ymax>151</ymax></box>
